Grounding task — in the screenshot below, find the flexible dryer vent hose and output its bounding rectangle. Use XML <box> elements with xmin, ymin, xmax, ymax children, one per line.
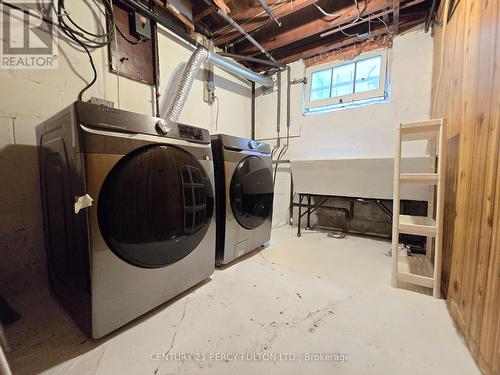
<box><xmin>165</xmin><ymin>47</ymin><xmax>209</xmax><ymax>123</ymax></box>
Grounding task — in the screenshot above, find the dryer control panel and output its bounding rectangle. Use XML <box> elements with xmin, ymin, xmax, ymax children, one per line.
<box><xmin>214</xmin><ymin>134</ymin><xmax>271</xmax><ymax>154</ymax></box>
<box><xmin>179</xmin><ymin>125</ymin><xmax>205</xmax><ymax>141</ymax></box>
<box><xmin>76</xmin><ymin>101</ymin><xmax>211</xmax><ymax>144</ymax></box>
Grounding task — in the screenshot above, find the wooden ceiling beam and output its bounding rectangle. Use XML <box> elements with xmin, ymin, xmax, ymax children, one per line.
<box><xmin>278</xmin><ymin>27</ymin><xmax>390</xmax><ymax>64</ymax></box>
<box><xmin>213</xmin><ymin>0</ymin><xmax>318</xmax><ymax>46</ymax></box>
<box><xmin>275</xmin><ymin>12</ymin><xmax>425</xmax><ymax>64</ymax></box>
<box><xmin>235</xmin><ymin>0</ymin><xmax>392</xmax><ymax>56</ymax></box>
<box><xmin>304</xmin><ymin>38</ymin><xmax>392</xmax><ymax>67</ymax></box>
<box><xmin>193</xmin><ymin>0</ymin><xmax>230</xmax><ymax>22</ymax></box>
<box><xmin>153</xmin><ymin>0</ymin><xmax>194</xmax><ymax>31</ymax></box>
<box><xmin>393</xmin><ymin>0</ymin><xmax>400</xmax><ymax>34</ymax></box>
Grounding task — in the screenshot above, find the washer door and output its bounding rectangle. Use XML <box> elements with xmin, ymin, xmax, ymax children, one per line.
<box><xmin>98</xmin><ymin>145</ymin><xmax>213</xmax><ymax>268</ymax></box>
<box><xmin>230</xmin><ymin>156</ymin><xmax>273</xmax><ymax>230</ymax></box>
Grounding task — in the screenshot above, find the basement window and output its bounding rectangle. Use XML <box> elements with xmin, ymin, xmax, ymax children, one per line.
<box><xmin>304</xmin><ymin>50</ymin><xmax>389</xmax><ymax>113</ymax></box>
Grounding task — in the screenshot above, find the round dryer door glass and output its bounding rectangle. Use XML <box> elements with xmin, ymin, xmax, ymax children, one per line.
<box><xmin>230</xmin><ymin>156</ymin><xmax>273</xmax><ymax>230</ymax></box>
<box><xmin>98</xmin><ymin>145</ymin><xmax>213</xmax><ymax>268</ymax></box>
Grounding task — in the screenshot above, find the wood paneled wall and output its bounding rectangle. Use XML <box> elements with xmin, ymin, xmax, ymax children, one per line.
<box><xmin>431</xmin><ymin>0</ymin><xmax>500</xmax><ymax>373</ymax></box>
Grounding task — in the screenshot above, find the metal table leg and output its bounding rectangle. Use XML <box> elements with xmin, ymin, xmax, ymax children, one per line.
<box><xmin>306</xmin><ymin>195</ymin><xmax>312</xmax><ymax>230</ymax></box>
<box><xmin>297</xmin><ymin>194</ymin><xmax>303</xmax><ymax>237</ymax></box>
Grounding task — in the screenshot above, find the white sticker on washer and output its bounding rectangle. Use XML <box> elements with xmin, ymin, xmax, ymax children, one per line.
<box><xmin>74</xmin><ymin>194</ymin><xmax>94</xmax><ymax>214</ymax></box>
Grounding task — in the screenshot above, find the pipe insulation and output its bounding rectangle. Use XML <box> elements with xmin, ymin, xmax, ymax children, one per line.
<box><xmin>165</xmin><ymin>47</ymin><xmax>274</xmax><ymax>123</ymax></box>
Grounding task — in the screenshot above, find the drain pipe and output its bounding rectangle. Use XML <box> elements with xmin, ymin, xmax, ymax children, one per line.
<box><xmin>251</xmin><ymin>82</ymin><xmax>256</xmax><ymax>140</ymax></box>
<box><xmin>271</xmin><ymin>70</ymin><xmax>282</xmax><ymax>160</ymax></box>
<box><xmin>165</xmin><ymin>47</ymin><xmax>274</xmax><ymax>123</ymax></box>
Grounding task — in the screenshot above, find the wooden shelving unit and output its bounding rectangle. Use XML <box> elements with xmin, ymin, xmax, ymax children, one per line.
<box><xmin>391</xmin><ymin>119</ymin><xmax>445</xmax><ymax>298</ymax></box>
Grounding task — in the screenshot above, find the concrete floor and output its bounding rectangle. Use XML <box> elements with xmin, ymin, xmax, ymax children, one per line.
<box><xmin>5</xmin><ymin>227</ymin><xmax>479</xmax><ymax>375</ymax></box>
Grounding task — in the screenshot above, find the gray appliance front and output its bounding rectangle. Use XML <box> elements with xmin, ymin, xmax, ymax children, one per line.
<box><xmin>221</xmin><ymin>148</ymin><xmax>273</xmax><ymax>265</ymax></box>
<box><xmin>83</xmin><ymin>130</ymin><xmax>215</xmax><ymax>338</ymax></box>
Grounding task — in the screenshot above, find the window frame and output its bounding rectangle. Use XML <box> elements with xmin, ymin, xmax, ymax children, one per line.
<box><xmin>304</xmin><ymin>49</ymin><xmax>388</xmax><ymax>111</ymax></box>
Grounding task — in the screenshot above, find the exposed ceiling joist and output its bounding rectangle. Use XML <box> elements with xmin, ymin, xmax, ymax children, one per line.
<box><xmin>153</xmin><ymin>0</ymin><xmax>194</xmax><ymax>31</ymax></box>
<box><xmin>279</xmin><ymin>26</ymin><xmax>390</xmax><ymax>64</ymax></box>
<box><xmin>187</xmin><ymin>0</ymin><xmax>434</xmax><ymax>69</ymax></box>
<box><xmin>235</xmin><ymin>0</ymin><xmax>391</xmax><ymax>56</ymax></box>
<box><xmin>213</xmin><ymin>0</ymin><xmax>319</xmax><ymax>46</ymax></box>
<box><xmin>393</xmin><ymin>0</ymin><xmax>400</xmax><ymax>33</ymax></box>
<box><xmin>193</xmin><ymin>0</ymin><xmax>230</xmax><ymax>22</ymax></box>
<box><xmin>268</xmin><ymin>9</ymin><xmax>426</xmax><ymax>65</ymax></box>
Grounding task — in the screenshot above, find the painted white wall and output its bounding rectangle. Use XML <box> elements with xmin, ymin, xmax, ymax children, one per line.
<box><xmin>0</xmin><ymin>1</ymin><xmax>251</xmax><ymax>146</ymax></box>
<box><xmin>256</xmin><ymin>27</ymin><xmax>434</xmax><ymax>226</ymax></box>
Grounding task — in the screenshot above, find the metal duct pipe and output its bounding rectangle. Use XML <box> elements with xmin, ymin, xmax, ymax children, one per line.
<box><xmin>218</xmin><ymin>52</ymin><xmax>285</xmax><ymax>68</ymax></box>
<box><xmin>208</xmin><ymin>53</ymin><xmax>274</xmax><ymax>87</ymax></box>
<box><xmin>166</xmin><ymin>47</ymin><xmax>274</xmax><ymax>123</ymax></box>
<box><xmin>202</xmin><ymin>0</ymin><xmax>277</xmax><ymax>63</ymax></box>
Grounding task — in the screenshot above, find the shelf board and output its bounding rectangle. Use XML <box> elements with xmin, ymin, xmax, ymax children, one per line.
<box><xmin>401</xmin><ymin>122</ymin><xmax>440</xmax><ymax>142</ymax></box>
<box><xmin>400</xmin><ymin>173</ymin><xmax>439</xmax><ymax>184</ymax></box>
<box><xmin>397</xmin><ymin>255</ymin><xmax>434</xmax><ymax>288</ymax></box>
<box><xmin>399</xmin><ymin>214</ymin><xmax>437</xmax><ymax>236</ymax></box>
<box><xmin>401</xmin><ymin>119</ymin><xmax>441</xmax><ymax>129</ymax></box>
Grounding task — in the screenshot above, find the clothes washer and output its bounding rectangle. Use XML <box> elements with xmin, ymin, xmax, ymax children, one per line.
<box><xmin>37</xmin><ymin>101</ymin><xmax>215</xmax><ymax>338</ymax></box>
<box><xmin>211</xmin><ymin>134</ymin><xmax>273</xmax><ymax>266</ymax></box>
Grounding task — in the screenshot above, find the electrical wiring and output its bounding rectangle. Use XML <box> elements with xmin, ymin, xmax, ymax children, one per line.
<box><xmin>353</xmin><ymin>0</ymin><xmax>361</xmax><ymax>22</ymax></box>
<box><xmin>116</xmin><ymin>25</ymin><xmax>145</xmax><ymax>45</ymax></box>
<box><xmin>313</xmin><ymin>3</ymin><xmax>341</xmax><ymax>18</ymax></box>
<box><xmin>55</xmin><ymin>0</ymin><xmax>115</xmax><ymax>101</ymax></box>
<box><xmin>375</xmin><ymin>16</ymin><xmax>392</xmax><ymax>36</ymax></box>
<box><xmin>213</xmin><ymin>95</ymin><xmax>220</xmax><ymax>132</ymax></box>
<box><xmin>111</xmin><ymin>0</ymin><xmax>121</xmax><ymax>109</ymax></box>
<box><xmin>56</xmin><ymin>0</ymin><xmax>115</xmax><ymax>48</ymax></box>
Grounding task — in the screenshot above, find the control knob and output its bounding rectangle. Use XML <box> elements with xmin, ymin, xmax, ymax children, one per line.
<box><xmin>155</xmin><ymin>120</ymin><xmax>170</xmax><ymax>135</ymax></box>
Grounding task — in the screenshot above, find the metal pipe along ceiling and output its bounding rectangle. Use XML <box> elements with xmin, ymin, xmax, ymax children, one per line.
<box><xmin>208</xmin><ymin>53</ymin><xmax>274</xmax><ymax>87</ymax></box>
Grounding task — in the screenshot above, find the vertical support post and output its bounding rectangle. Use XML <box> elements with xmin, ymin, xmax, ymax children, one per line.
<box><xmin>391</xmin><ymin>124</ymin><xmax>402</xmax><ymax>288</ymax></box>
<box><xmin>433</xmin><ymin>119</ymin><xmax>445</xmax><ymax>298</ymax></box>
<box><xmin>297</xmin><ymin>194</ymin><xmax>303</xmax><ymax>237</ymax></box>
<box><xmin>289</xmin><ymin>170</ymin><xmax>294</xmax><ymax>226</ymax></box>
<box><xmin>427</xmin><ymin>135</ymin><xmax>437</xmax><ymax>261</ymax></box>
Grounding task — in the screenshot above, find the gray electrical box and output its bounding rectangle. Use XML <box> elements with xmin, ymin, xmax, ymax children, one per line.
<box><xmin>131</xmin><ymin>11</ymin><xmax>151</xmax><ymax>40</ymax></box>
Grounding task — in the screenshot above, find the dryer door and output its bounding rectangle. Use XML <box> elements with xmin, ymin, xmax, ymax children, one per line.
<box><xmin>97</xmin><ymin>145</ymin><xmax>213</xmax><ymax>268</ymax></box>
<box><xmin>230</xmin><ymin>156</ymin><xmax>273</xmax><ymax>230</ymax></box>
